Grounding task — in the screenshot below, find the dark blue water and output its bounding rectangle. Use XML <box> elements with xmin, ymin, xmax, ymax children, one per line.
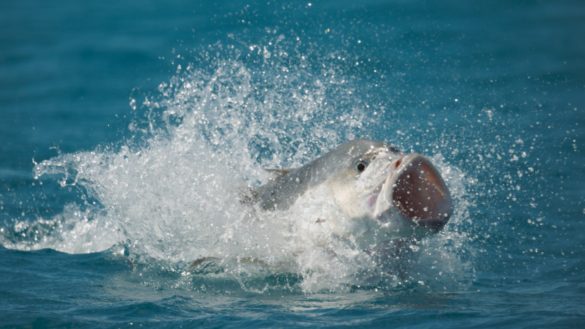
<box><xmin>1</xmin><ymin>0</ymin><xmax>584</xmax><ymax>328</ymax></box>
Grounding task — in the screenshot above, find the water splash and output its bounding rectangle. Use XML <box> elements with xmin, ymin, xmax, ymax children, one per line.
<box><xmin>2</xmin><ymin>37</ymin><xmax>475</xmax><ymax>293</ymax></box>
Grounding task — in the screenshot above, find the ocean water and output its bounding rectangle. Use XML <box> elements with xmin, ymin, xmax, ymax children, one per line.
<box><xmin>1</xmin><ymin>0</ymin><xmax>584</xmax><ymax>327</ymax></box>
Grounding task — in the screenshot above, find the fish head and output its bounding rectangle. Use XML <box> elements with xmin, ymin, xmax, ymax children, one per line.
<box><xmin>328</xmin><ymin>142</ymin><xmax>452</xmax><ymax>234</ymax></box>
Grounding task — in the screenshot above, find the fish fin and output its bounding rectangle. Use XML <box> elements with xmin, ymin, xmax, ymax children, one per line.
<box><xmin>264</xmin><ymin>168</ymin><xmax>292</xmax><ymax>178</ymax></box>
<box><xmin>239</xmin><ymin>168</ymin><xmax>294</xmax><ymax>206</ymax></box>
<box><xmin>189</xmin><ymin>257</ymin><xmax>223</xmax><ymax>274</ymax></box>
<box><xmin>191</xmin><ymin>256</ymin><xmax>220</xmax><ymax>268</ymax></box>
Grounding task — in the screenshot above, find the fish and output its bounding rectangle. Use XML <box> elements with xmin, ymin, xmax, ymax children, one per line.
<box><xmin>249</xmin><ymin>139</ymin><xmax>453</xmax><ymax>235</ymax></box>
<box><xmin>190</xmin><ymin>140</ymin><xmax>453</xmax><ymax>271</ymax></box>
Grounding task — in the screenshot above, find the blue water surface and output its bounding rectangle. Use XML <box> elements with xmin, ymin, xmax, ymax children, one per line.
<box><xmin>1</xmin><ymin>0</ymin><xmax>584</xmax><ymax>328</ymax></box>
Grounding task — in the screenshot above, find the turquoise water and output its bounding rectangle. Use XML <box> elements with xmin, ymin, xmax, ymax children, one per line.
<box><xmin>1</xmin><ymin>0</ymin><xmax>584</xmax><ymax>327</ymax></box>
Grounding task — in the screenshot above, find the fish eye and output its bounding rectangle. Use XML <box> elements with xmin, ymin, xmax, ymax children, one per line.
<box><xmin>356</xmin><ymin>160</ymin><xmax>368</xmax><ymax>173</ymax></box>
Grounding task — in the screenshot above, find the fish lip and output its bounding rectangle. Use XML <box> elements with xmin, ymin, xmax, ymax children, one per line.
<box><xmin>367</xmin><ymin>185</ymin><xmax>382</xmax><ymax>210</ymax></box>
<box><xmin>381</xmin><ymin>154</ymin><xmax>453</xmax><ymax>231</ymax></box>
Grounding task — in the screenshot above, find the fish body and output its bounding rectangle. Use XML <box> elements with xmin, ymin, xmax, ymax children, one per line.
<box><xmin>253</xmin><ymin>140</ymin><xmax>453</xmax><ymax>235</ymax></box>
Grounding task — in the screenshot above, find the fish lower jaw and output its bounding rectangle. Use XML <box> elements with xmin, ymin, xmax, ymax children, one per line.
<box><xmin>371</xmin><ymin>179</ymin><xmax>395</xmax><ymax>220</ymax></box>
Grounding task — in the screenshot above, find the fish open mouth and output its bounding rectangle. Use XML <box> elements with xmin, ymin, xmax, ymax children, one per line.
<box><xmin>390</xmin><ymin>154</ymin><xmax>452</xmax><ymax>231</ymax></box>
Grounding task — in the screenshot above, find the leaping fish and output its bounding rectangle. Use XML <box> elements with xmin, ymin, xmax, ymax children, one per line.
<box><xmin>191</xmin><ymin>140</ymin><xmax>453</xmax><ymax>271</ymax></box>
<box><xmin>250</xmin><ymin>139</ymin><xmax>453</xmax><ymax>234</ymax></box>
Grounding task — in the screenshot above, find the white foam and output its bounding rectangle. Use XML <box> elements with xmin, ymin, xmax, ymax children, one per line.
<box><xmin>3</xmin><ymin>40</ymin><xmax>474</xmax><ymax>292</ymax></box>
